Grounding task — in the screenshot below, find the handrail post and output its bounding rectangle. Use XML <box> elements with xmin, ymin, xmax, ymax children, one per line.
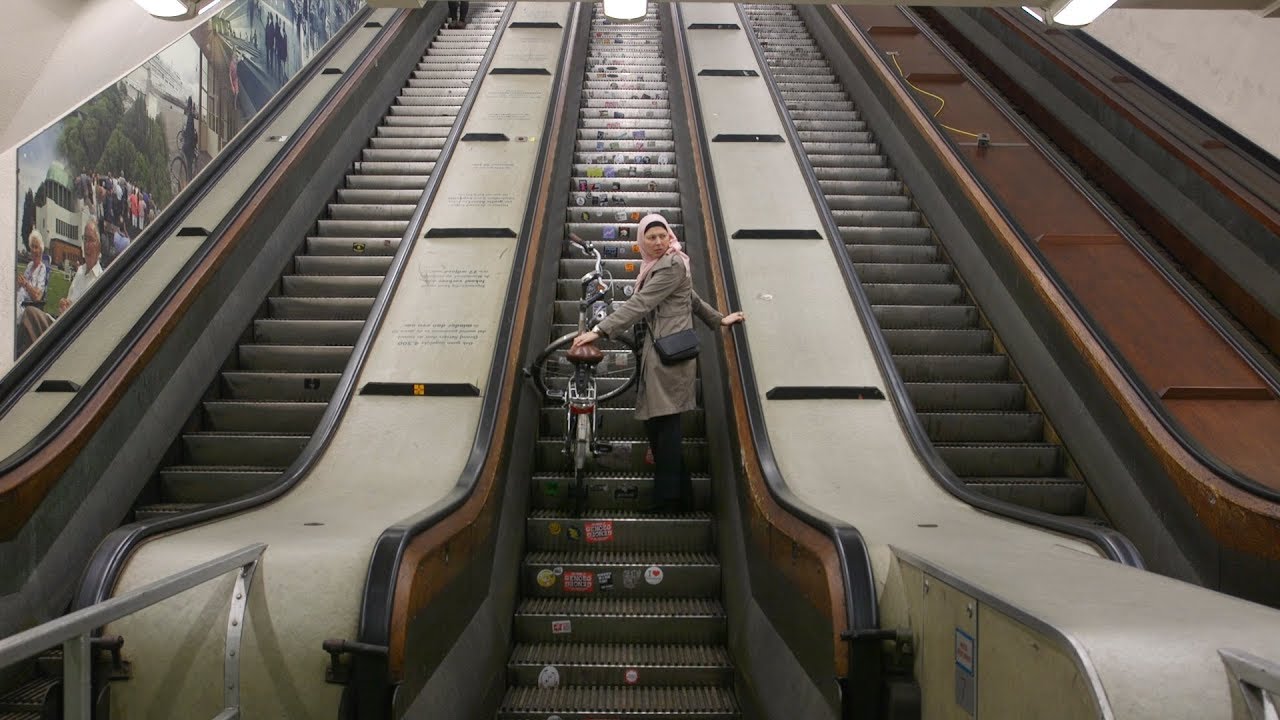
<box><xmin>222</xmin><ymin>557</ymin><xmax>260</xmax><ymax>720</ymax></box>
<box><xmin>63</xmin><ymin>633</ymin><xmax>92</xmax><ymax>720</ymax></box>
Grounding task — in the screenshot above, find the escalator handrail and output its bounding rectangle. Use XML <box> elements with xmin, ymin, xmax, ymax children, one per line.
<box><xmin>73</xmin><ymin>4</ymin><xmax>502</xmax><ymax>610</ymax></box>
<box><xmin>739</xmin><ymin>6</ymin><xmax>1143</xmax><ymax>566</ymax></box>
<box><xmin>0</xmin><ymin>5</ymin><xmax>377</xmax><ymax>459</ymax></box>
<box><xmin>354</xmin><ymin>3</ymin><xmax>584</xmax><ymax>653</ymax></box>
<box><xmin>894</xmin><ymin>7</ymin><xmax>1280</xmax><ymax>508</ymax></box>
<box><xmin>669</xmin><ymin>3</ymin><xmax>880</xmax><ymax>711</ymax></box>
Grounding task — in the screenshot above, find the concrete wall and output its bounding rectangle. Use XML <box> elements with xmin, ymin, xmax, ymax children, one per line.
<box><xmin>1084</xmin><ymin>8</ymin><xmax>1280</xmax><ymax>159</ymax></box>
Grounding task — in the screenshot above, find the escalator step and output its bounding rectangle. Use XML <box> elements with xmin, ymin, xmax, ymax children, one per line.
<box><xmin>527</xmin><ymin>511</ymin><xmax>713</xmax><ymax>553</ymax></box>
<box><xmin>0</xmin><ymin>676</ymin><xmax>57</xmax><ymax>715</ymax></box>
<box><xmin>905</xmin><ymin>382</ymin><xmax>1025</xmax><ymax>411</ymax></box>
<box><xmin>514</xmin><ymin>597</ymin><xmax>726</xmax><ymax>644</ymax></box>
<box><xmin>134</xmin><ymin>503</ymin><xmax>204</xmax><ymax>520</ymax></box>
<box><xmin>181</xmin><ymin>433</ymin><xmax>309</xmax><ymax>467</ymax></box>
<box><xmin>535</xmin><ymin>438</ymin><xmax>707</xmax><ymax>473</ymax></box>
<box><xmin>220</xmin><ymin>370</ymin><xmax>342</xmax><ymax>400</ymax></box>
<box><xmin>919</xmin><ymin>412</ymin><xmax>1044</xmax><ymax>443</ymax></box>
<box><xmin>862</xmin><ymin>282</ymin><xmax>965</xmax><ymax>305</ymax></box>
<box><xmin>848</xmin><ymin>243</ymin><xmax>939</xmax><ymax>264</ymax></box>
<box><xmin>872</xmin><ymin>304</ymin><xmax>979</xmax><ymax>330</ymax></box>
<box><xmin>541</xmin><ymin>407</ymin><xmax>704</xmax><ymax>437</ymax></box>
<box><xmin>531</xmin><ymin>473</ymin><xmax>712</xmax><ymax>512</ymax></box>
<box><xmin>159</xmin><ymin>467</ymin><xmax>282</xmax><ymax>504</ymax></box>
<box><xmin>281</xmin><ymin>275</ymin><xmax>383</xmax><ymax>298</ymax></box>
<box><xmin>202</xmin><ymin>401</ymin><xmax>328</xmax><ymax>433</ymax></box>
<box><xmin>935</xmin><ymin>444</ymin><xmax>1063</xmax><ymax>477</ymax></box>
<box><xmin>497</xmin><ymin>685</ymin><xmax>739</xmax><ymax>718</ymax></box>
<box><xmin>882</xmin><ymin>328</ymin><xmax>992</xmax><ymax>355</ymax></box>
<box><xmin>238</xmin><ymin>345</ymin><xmax>352</xmax><ymax>372</ymax></box>
<box><xmin>303</xmin><ymin>236</ymin><xmax>401</xmax><ymax>256</ymax></box>
<box><xmin>892</xmin><ymin>355</ymin><xmax>1009</xmax><ymax>383</ymax></box>
<box><xmin>522</xmin><ymin>551</ymin><xmax>720</xmax><ymax>598</ymax></box>
<box><xmin>292</xmin><ymin>256</ymin><xmax>394</xmax><ymax>276</ymax></box>
<box><xmin>267</xmin><ymin>296</ymin><xmax>375</xmax><ymax>321</ymax></box>
<box><xmin>964</xmin><ymin>478</ymin><xmax>1087</xmax><ymax>516</ymax></box>
<box><xmin>508</xmin><ymin>643</ymin><xmax>733</xmax><ymax>687</ymax></box>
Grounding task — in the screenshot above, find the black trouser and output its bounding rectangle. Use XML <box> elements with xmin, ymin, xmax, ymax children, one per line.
<box><xmin>447</xmin><ymin>1</ymin><xmax>468</xmax><ymax>20</ymax></box>
<box><xmin>644</xmin><ymin>413</ymin><xmax>687</xmax><ymax>504</ymax></box>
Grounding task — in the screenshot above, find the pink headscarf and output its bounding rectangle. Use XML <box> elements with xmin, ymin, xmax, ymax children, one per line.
<box><xmin>634</xmin><ymin>213</ymin><xmax>690</xmax><ymax>288</ymax></box>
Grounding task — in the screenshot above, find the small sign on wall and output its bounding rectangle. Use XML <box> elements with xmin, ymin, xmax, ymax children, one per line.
<box><xmin>955</xmin><ymin>628</ymin><xmax>976</xmax><ymax>716</ymax></box>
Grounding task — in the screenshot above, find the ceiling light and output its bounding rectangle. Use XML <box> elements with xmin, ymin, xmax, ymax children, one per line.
<box><xmin>1021</xmin><ymin>0</ymin><xmax>1117</xmax><ymax>26</ymax></box>
<box><xmin>131</xmin><ymin>0</ymin><xmax>223</xmax><ymax>20</ymax></box>
<box><xmin>602</xmin><ymin>0</ymin><xmax>646</xmax><ymax>24</ymax></box>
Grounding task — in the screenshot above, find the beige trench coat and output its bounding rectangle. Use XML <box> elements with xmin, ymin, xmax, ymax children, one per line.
<box><xmin>595</xmin><ymin>255</ymin><xmax>723</xmax><ymax>420</ymax></box>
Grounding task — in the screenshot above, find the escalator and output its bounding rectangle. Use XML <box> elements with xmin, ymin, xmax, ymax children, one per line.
<box><xmin>497</xmin><ymin>6</ymin><xmax>740</xmax><ymax>718</ymax></box>
<box><xmin>0</xmin><ymin>9</ymin><xmax>503</xmax><ymax>717</ymax></box>
<box><xmin>134</xmin><ymin>8</ymin><xmax>502</xmax><ymax>518</ymax></box>
<box><xmin>740</xmin><ymin>5</ymin><xmax>1087</xmax><ymax>518</ymax></box>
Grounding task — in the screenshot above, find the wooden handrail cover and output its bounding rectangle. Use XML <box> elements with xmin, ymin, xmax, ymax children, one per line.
<box><xmin>1161</xmin><ymin>386</ymin><xmax>1274</xmax><ymax>401</ymax></box>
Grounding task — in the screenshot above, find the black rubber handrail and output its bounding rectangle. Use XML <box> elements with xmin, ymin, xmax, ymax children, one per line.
<box><xmin>895</xmin><ymin>7</ymin><xmax>1280</xmax><ymax>507</ymax></box>
<box><xmin>738</xmin><ymin>7</ymin><xmax>1143</xmax><ymax>566</ymax></box>
<box><xmin>74</xmin><ymin>4</ymin><xmax>515</xmax><ymax>610</ymax></box>
<box><xmin>355</xmin><ymin>2</ymin><xmax>583</xmax><ymax>654</ymax></box>
<box><xmin>0</xmin><ymin>6</ymin><xmax>377</xmax><ymax>472</ymax></box>
<box><xmin>669</xmin><ymin>6</ymin><xmax>882</xmax><ymax>718</ymax></box>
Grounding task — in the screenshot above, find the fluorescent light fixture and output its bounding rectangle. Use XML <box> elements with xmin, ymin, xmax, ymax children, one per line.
<box><xmin>602</xmin><ymin>0</ymin><xmax>646</xmax><ymax>23</ymax></box>
<box><xmin>132</xmin><ymin>0</ymin><xmax>226</xmax><ymax>20</ymax></box>
<box><xmin>1022</xmin><ymin>0</ymin><xmax>1118</xmax><ymax>26</ymax></box>
<box><xmin>1051</xmin><ymin>0</ymin><xmax>1118</xmax><ymax>26</ymax></box>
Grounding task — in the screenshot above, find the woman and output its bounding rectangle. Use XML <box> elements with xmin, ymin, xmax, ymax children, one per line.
<box><xmin>572</xmin><ymin>213</ymin><xmax>745</xmax><ymax>511</ymax></box>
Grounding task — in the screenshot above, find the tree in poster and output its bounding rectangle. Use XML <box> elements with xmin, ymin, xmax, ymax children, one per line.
<box><xmin>20</xmin><ymin>190</ymin><xmax>36</xmax><ymax>244</ymax></box>
<box><xmin>57</xmin><ymin>83</ymin><xmax>174</xmax><ymax>209</ymax></box>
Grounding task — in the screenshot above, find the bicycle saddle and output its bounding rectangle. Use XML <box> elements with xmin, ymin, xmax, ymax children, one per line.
<box><xmin>567</xmin><ymin>343</ymin><xmax>605</xmax><ymax>366</ymax></box>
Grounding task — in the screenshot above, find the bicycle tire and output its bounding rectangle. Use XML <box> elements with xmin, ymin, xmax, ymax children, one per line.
<box><xmin>529</xmin><ymin>332</ymin><xmax>640</xmax><ymax>404</ymax></box>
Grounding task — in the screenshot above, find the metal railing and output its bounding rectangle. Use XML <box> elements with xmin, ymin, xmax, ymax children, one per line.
<box><xmin>0</xmin><ymin>543</ymin><xmax>265</xmax><ymax>719</ymax></box>
<box><xmin>1220</xmin><ymin>649</ymin><xmax>1280</xmax><ymax>720</ymax></box>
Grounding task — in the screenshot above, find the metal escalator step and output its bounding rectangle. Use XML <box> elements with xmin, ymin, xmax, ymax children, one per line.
<box><xmin>820</xmin><ymin>180</ymin><xmax>902</xmax><ymax>197</ymax></box>
<box><xmin>134</xmin><ymin>503</ymin><xmax>203</xmax><ymax>520</ymax></box>
<box><xmin>212</xmin><ymin>326</ymin><xmax>316</xmax><ymax>365</ymax></box>
<box><xmin>343</xmin><ymin>174</ymin><xmax>429</xmax><ymax>190</ymax></box>
<box><xmin>872</xmin><ymin>304</ymin><xmax>979</xmax><ymax>330</ymax></box>
<box><xmin>566</xmin><ymin>195</ymin><xmax>680</xmax><ymax>217</ymax></box>
<box><xmin>882</xmin><ymin>328</ymin><xmax>992</xmax><ymax>355</ymax></box>
<box><xmin>281</xmin><ymin>275</ymin><xmax>383</xmax><ymax>298</ymax></box>
<box><xmin>522</xmin><ymin>551</ymin><xmax>720</xmax><ymax>598</ymax></box>
<box><xmin>238</xmin><ymin>344</ymin><xmax>352</xmax><ymax>372</ymax></box>
<box><xmin>361</xmin><ymin>145</ymin><xmax>444</xmax><ymax>162</ymax></box>
<box><xmin>527</xmin><ymin>510</ymin><xmax>713</xmax><ymax>552</ymax></box>
<box><xmin>220</xmin><ymin>371</ymin><xmax>341</xmax><ymax>400</ymax></box>
<box><xmin>833</xmin><ymin>210</ymin><xmax>920</xmax><ymax>229</ymax></box>
<box><xmin>293</xmin><ymin>256</ymin><xmax>393</xmax><ymax>276</ymax></box>
<box><xmin>823</xmin><ymin>194</ymin><xmax>911</xmax><ymax>212</ymax></box>
<box><xmin>569</xmin><ymin>164</ymin><xmax>678</xmax><ymax>180</ymax></box>
<box><xmin>0</xmin><ymin>677</ymin><xmax>57</xmax><ymax>715</ymax></box>
<box><xmin>795</xmin><ymin>119</ymin><xmax>867</xmax><ymax>132</ymax></box>
<box><xmin>580</xmin><ymin>119</ymin><xmax>674</xmax><ymax>131</ymax></box>
<box><xmin>814</xmin><ymin>166</ymin><xmax>894</xmax><ymax>182</ymax></box>
<box><xmin>806</xmin><ymin>154</ymin><xmax>888</xmax><ymax>170</ymax></box>
<box><xmin>862</xmin><ymin>282</ymin><xmax>965</xmax><ymax>306</ymax></box>
<box><xmin>159</xmin><ymin>467</ymin><xmax>282</xmax><ymax>504</ymax></box>
<box><xmin>565</xmin><ymin>206</ymin><xmax>682</xmax><ymax>225</ymax></box>
<box><xmin>577</xmin><ymin>127</ymin><xmax>674</xmax><ymax>140</ymax></box>
<box><xmin>892</xmin><ymin>354</ymin><xmax>1009</xmax><ymax>383</ymax></box>
<box><xmin>536</xmin><ymin>438</ymin><xmax>706</xmax><ymax>474</ymax></box>
<box><xmin>852</xmin><ymin>262</ymin><xmax>953</xmax><ymax>284</ymax></box>
<box><xmin>905</xmin><ymin>382</ymin><xmax>1026</xmax><ymax>412</ymax></box>
<box><xmin>918</xmin><ymin>412</ymin><xmax>1045</xmax><ymax>443</ymax></box>
<box><xmin>497</xmin><ymin>685</ymin><xmax>739</xmax><ymax>718</ymax></box>
<box><xmin>570</xmin><ymin>178</ymin><xmax>678</xmax><ymax>194</ymax></box>
<box><xmin>841</xmin><ymin>226</ymin><xmax>933</xmax><ymax>245</ymax></box>
<box><xmin>304</xmin><ymin>236</ymin><xmax>401</xmax><ymax>256</ymax></box>
<box><xmin>334</xmin><ymin>187</ymin><xmax>425</xmax><ymax>204</ymax></box>
<box><xmin>315</xmin><ymin>219</ymin><xmax>410</xmax><ymax>237</ymax></box>
<box><xmin>542</xmin><ymin>407</ymin><xmax>704</xmax><ymax>437</ymax></box>
<box><xmin>847</xmin><ymin>243</ymin><xmax>938</xmax><ymax>264</ymax></box>
<box><xmin>531</xmin><ymin>473</ymin><xmax>712</xmax><ymax>512</ymax></box>
<box><xmin>380</xmin><ymin>115</ymin><xmax>454</xmax><ymax>128</ymax></box>
<box><xmin>964</xmin><ymin>477</ymin><xmax>1086</xmax><ymax>516</ymax></box>
<box><xmin>936</xmin><ymin>444</ymin><xmax>1063</xmax><ymax>477</ymax></box>
<box><xmin>267</xmin><ymin>296</ymin><xmax>375</xmax><ymax>321</ymax></box>
<box><xmin>351</xmin><ymin>160</ymin><xmax>436</xmax><ymax>175</ymax></box>
<box><xmin>513</xmin><ymin>597</ymin><xmax>726</xmax><ymax>644</ymax></box>
<box><xmin>559</xmin><ymin>277</ymin><xmax>636</xmax><ymax>300</ymax></box>
<box><xmin>181</xmin><ymin>433</ymin><xmax>309</xmax><ymax>467</ymax></box>
<box><xmin>801</xmin><ymin>141</ymin><xmax>877</xmax><ymax>156</ymax></box>
<box><xmin>563</xmin><ymin>221</ymin><xmax>678</xmax><ymax>243</ymax></box>
<box><xmin>202</xmin><ymin>401</ymin><xmax>328</xmax><ymax>433</ymax></box>
<box><xmin>326</xmin><ymin>203</ymin><xmax>416</xmax><ymax>221</ymax></box>
<box><xmin>800</xmin><ymin>130</ymin><xmax>874</xmax><ymax>145</ymax></box>
<box><xmin>509</xmin><ymin>643</ymin><xmax>733</xmax><ymax>687</ymax></box>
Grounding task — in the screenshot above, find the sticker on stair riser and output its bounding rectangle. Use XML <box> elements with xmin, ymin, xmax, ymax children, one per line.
<box><xmin>584</xmin><ymin>520</ymin><xmax>614</xmax><ymax>543</ymax></box>
<box><xmin>549</xmin><ymin>522</ymin><xmax>562</xmax><ymax>537</ymax></box>
<box><xmin>644</xmin><ymin>566</ymin><xmax>664</xmax><ymax>585</ymax></box>
<box><xmin>597</xmin><ymin>572</ymin><xmax>614</xmax><ymax>592</ymax></box>
<box><xmin>552</xmin><ymin>620</ymin><xmax>572</xmax><ymax>635</ymax></box>
<box><xmin>624</xmin><ymin>668</ymin><xmax>640</xmax><ymax>685</ymax></box>
<box><xmin>536</xmin><ymin>570</ymin><xmax>556</xmax><ymax>589</ymax></box>
<box><xmin>538</xmin><ymin>665</ymin><xmax>561</xmax><ymax>689</ymax></box>
<box><xmin>563</xmin><ymin>571</ymin><xmax>595</xmax><ymax>593</ymax></box>
<box><xmin>622</xmin><ymin>568</ymin><xmax>643</xmax><ymax>589</ymax></box>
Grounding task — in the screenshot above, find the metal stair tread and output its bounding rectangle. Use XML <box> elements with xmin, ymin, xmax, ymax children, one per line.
<box><xmin>525</xmin><ymin>551</ymin><xmax>719</xmax><ymax>565</ymax></box>
<box><xmin>510</xmin><ymin>643</ymin><xmax>732</xmax><ymax>667</ymax></box>
<box><xmin>517</xmin><ymin>597</ymin><xmax>725</xmax><ymax>617</ymax></box>
<box><xmin>498</xmin><ymin>685</ymin><xmax>739</xmax><ymax>713</ymax></box>
<box><xmin>530</xmin><ymin>509</ymin><xmax>711</xmax><ymax>520</ymax></box>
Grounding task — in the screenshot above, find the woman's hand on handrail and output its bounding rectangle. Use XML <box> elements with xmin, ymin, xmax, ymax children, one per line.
<box><xmin>721</xmin><ymin>311</ymin><xmax>745</xmax><ymax>327</ymax></box>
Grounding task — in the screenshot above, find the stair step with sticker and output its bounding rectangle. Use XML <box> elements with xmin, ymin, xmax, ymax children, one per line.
<box><xmin>527</xmin><ymin>510</ymin><xmax>712</xmax><ymax>553</ymax></box>
<box><xmin>497</xmin><ymin>685</ymin><xmax>740</xmax><ymax>719</ymax></box>
<box><xmin>513</xmin><ymin>597</ymin><xmax>726</xmax><ymax>644</ymax></box>
<box><xmin>508</xmin><ymin>643</ymin><xmax>733</xmax><ymax>687</ymax></box>
<box><xmin>523</xmin><ymin>551</ymin><xmax>720</xmax><ymax>598</ymax></box>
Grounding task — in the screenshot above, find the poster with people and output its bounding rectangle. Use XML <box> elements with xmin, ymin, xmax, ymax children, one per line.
<box><xmin>14</xmin><ymin>0</ymin><xmax>363</xmax><ymax>358</ymax></box>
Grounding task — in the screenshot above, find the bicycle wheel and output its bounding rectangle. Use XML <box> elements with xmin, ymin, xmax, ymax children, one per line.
<box><xmin>528</xmin><ymin>331</ymin><xmax>640</xmax><ymax>404</ymax></box>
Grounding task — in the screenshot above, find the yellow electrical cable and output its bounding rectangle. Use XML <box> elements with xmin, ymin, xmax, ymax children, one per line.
<box><xmin>889</xmin><ymin>53</ymin><xmax>985</xmax><ymax>140</ymax></box>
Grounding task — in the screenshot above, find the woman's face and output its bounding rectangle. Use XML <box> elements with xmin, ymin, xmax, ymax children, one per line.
<box><xmin>642</xmin><ymin>224</ymin><xmax>670</xmax><ymax>258</ymax></box>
